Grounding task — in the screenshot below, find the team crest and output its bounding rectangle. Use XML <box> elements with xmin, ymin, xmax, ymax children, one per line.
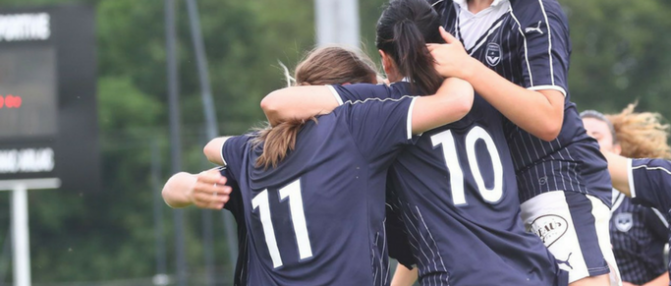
<box><xmin>615</xmin><ymin>212</ymin><xmax>633</xmax><ymax>232</ymax></box>
<box><xmin>485</xmin><ymin>42</ymin><xmax>502</xmax><ymax>66</ymax></box>
<box><xmin>528</xmin><ymin>215</ymin><xmax>568</xmax><ymax>247</ymax></box>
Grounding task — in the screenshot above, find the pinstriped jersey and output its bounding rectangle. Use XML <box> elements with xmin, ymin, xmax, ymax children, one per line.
<box><xmin>611</xmin><ymin>190</ymin><xmax>668</xmax><ymax>285</ymax></box>
<box><xmin>628</xmin><ymin>158</ymin><xmax>671</xmax><ymax>282</ymax></box>
<box><xmin>332</xmin><ymin>82</ymin><xmax>565</xmax><ymax>286</ymax></box>
<box><xmin>220</xmin><ymin>97</ymin><xmax>417</xmax><ymax>286</ymax></box>
<box><xmin>431</xmin><ymin>0</ymin><xmax>612</xmax><ymax>206</ymax></box>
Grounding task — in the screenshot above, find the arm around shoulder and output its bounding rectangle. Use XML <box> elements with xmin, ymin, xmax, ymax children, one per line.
<box><xmin>260</xmin><ymin>86</ymin><xmax>340</xmax><ymax>126</ymax></box>
<box><xmin>410</xmin><ymin>77</ymin><xmax>474</xmax><ymax>134</ymax></box>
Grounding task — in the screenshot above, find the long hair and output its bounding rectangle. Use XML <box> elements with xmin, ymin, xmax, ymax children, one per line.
<box><xmin>606</xmin><ymin>103</ymin><xmax>671</xmax><ymax>159</ymax></box>
<box><xmin>376</xmin><ymin>0</ymin><xmax>444</xmax><ymax>94</ymax></box>
<box><xmin>253</xmin><ymin>46</ymin><xmax>379</xmax><ymax>169</ymax></box>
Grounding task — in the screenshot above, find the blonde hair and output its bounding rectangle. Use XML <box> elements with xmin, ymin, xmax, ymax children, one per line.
<box><xmin>606</xmin><ymin>103</ymin><xmax>671</xmax><ymax>159</ymax></box>
<box><xmin>254</xmin><ymin>46</ymin><xmax>378</xmax><ymax>169</ymax></box>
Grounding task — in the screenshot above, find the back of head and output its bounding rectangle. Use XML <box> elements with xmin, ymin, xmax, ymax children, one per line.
<box><xmin>295</xmin><ymin>46</ymin><xmax>378</xmax><ymax>86</ymax></box>
<box><xmin>376</xmin><ymin>0</ymin><xmax>444</xmax><ymax>93</ymax></box>
<box><xmin>255</xmin><ymin>46</ymin><xmax>378</xmax><ymax>169</ymax></box>
<box><xmin>606</xmin><ymin>103</ymin><xmax>671</xmax><ymax>159</ymax></box>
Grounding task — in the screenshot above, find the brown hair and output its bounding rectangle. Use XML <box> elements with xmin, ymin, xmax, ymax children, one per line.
<box><xmin>254</xmin><ymin>46</ymin><xmax>378</xmax><ymax>169</ymax></box>
<box><xmin>606</xmin><ymin>103</ymin><xmax>671</xmax><ymax>159</ymax></box>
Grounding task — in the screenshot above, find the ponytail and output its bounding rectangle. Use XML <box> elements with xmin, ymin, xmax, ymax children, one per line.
<box><xmin>253</xmin><ymin>117</ymin><xmax>317</xmax><ymax>169</ymax></box>
<box><xmin>377</xmin><ymin>0</ymin><xmax>444</xmax><ymax>93</ymax></box>
<box><xmin>392</xmin><ymin>19</ymin><xmax>443</xmax><ymax>93</ymax></box>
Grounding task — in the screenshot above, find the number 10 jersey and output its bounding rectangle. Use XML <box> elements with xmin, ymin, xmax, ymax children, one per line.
<box><xmin>332</xmin><ymin>82</ymin><xmax>565</xmax><ymax>286</ymax></box>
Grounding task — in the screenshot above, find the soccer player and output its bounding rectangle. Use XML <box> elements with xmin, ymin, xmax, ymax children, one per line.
<box><xmin>581</xmin><ymin>107</ymin><xmax>670</xmax><ymax>286</ymax></box>
<box><xmin>163</xmin><ymin>45</ymin><xmax>475</xmax><ymax>285</ymax></box>
<box><xmin>426</xmin><ymin>0</ymin><xmax>619</xmax><ymax>285</ymax></box>
<box><xmin>258</xmin><ymin>0</ymin><xmax>566</xmax><ymax>285</ymax></box>
<box><xmin>604</xmin><ymin>147</ymin><xmax>671</xmax><ymax>286</ymax></box>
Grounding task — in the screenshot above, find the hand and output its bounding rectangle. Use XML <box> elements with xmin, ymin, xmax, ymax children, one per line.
<box><xmin>426</xmin><ymin>26</ymin><xmax>474</xmax><ymax>79</ymax></box>
<box><xmin>188</xmin><ymin>169</ymin><xmax>232</xmax><ymax>210</ymax></box>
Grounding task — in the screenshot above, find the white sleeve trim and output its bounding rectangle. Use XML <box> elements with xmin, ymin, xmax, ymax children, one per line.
<box><xmin>220</xmin><ymin>136</ymin><xmax>232</xmax><ymax>167</ymax></box>
<box><xmin>327</xmin><ymin>85</ymin><xmax>344</xmax><ymax>106</ymax></box>
<box><xmin>627</xmin><ymin>158</ymin><xmax>636</xmax><ymax>198</ymax></box>
<box><xmin>651</xmin><ymin>207</ymin><xmax>669</xmax><ymax>228</ymax></box>
<box><xmin>406</xmin><ymin>97</ymin><xmax>418</xmax><ymax>140</ymax></box>
<box><xmin>527</xmin><ymin>85</ymin><xmax>567</xmax><ymax>97</ymax></box>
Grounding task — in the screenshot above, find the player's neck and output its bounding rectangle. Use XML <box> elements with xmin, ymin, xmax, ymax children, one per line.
<box><xmin>467</xmin><ymin>0</ymin><xmax>494</xmax><ymax>14</ymax></box>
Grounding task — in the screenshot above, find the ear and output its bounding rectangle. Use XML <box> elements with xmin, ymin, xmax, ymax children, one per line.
<box><xmin>379</xmin><ymin>50</ymin><xmax>393</xmax><ymax>76</ymax></box>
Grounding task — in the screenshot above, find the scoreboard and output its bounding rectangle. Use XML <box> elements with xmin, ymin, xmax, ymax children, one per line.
<box><xmin>0</xmin><ymin>5</ymin><xmax>99</xmax><ymax>192</ymax></box>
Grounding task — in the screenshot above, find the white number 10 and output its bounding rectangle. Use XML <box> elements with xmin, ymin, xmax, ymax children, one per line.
<box><xmin>431</xmin><ymin>126</ymin><xmax>503</xmax><ymax>205</ymax></box>
<box><xmin>251</xmin><ymin>179</ymin><xmax>313</xmax><ymax>268</ymax></box>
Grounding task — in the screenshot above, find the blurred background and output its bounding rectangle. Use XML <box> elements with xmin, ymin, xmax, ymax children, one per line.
<box><xmin>0</xmin><ymin>0</ymin><xmax>669</xmax><ymax>285</ymax></box>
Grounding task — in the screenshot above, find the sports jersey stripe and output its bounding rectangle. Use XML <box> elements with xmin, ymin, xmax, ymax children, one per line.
<box><xmin>468</xmin><ymin>19</ymin><xmax>504</xmax><ymax>56</ymax></box>
<box><xmin>627</xmin><ymin>159</ymin><xmax>637</xmax><ymax>198</ymax></box>
<box><xmin>409</xmin><ymin>208</ymin><xmax>442</xmax><ymax>285</ymax></box>
<box><xmin>415</xmin><ymin>206</ymin><xmax>449</xmax><ymax>285</ymax></box>
<box><xmin>651</xmin><ymin>208</ymin><xmax>669</xmax><ymax>228</ymax></box>
<box><xmin>537</xmin><ymin>0</ymin><xmax>555</xmax><ymax>86</ymax></box>
<box><xmin>508</xmin><ymin>8</ymin><xmax>533</xmax><ymax>86</ymax></box>
<box><xmin>327</xmin><ymin>85</ymin><xmax>344</xmax><ymax>105</ymax></box>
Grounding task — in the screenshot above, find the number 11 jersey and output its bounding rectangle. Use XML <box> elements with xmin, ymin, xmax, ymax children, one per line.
<box><xmin>221</xmin><ymin>97</ymin><xmax>417</xmax><ymax>285</ymax></box>
<box><xmin>332</xmin><ymin>82</ymin><xmax>566</xmax><ymax>286</ymax></box>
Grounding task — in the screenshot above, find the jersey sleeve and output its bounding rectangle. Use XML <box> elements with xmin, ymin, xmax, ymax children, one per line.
<box><xmin>329</xmin><ymin>83</ymin><xmax>397</xmax><ymax>104</ymax></box>
<box><xmin>516</xmin><ymin>0</ymin><xmax>570</xmax><ymax>96</ymax></box>
<box><xmin>221</xmin><ymin>134</ymin><xmax>253</xmax><ymax>181</ymax></box>
<box><xmin>343</xmin><ymin>96</ymin><xmax>417</xmax><ymax>162</ymax></box>
<box><xmin>629</xmin><ymin>158</ymin><xmax>671</xmax><ymax>213</ymax></box>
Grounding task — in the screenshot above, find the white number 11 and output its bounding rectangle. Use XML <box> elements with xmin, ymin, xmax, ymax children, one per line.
<box><xmin>251</xmin><ymin>179</ymin><xmax>312</xmax><ymax>268</ymax></box>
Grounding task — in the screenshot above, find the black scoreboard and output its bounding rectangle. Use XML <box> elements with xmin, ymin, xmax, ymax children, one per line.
<box><xmin>0</xmin><ymin>5</ymin><xmax>99</xmax><ymax>192</ymax></box>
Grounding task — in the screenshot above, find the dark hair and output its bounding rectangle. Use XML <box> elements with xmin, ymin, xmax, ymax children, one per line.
<box><xmin>254</xmin><ymin>46</ymin><xmax>378</xmax><ymax>169</ymax></box>
<box><xmin>376</xmin><ymin>0</ymin><xmax>444</xmax><ymax>93</ymax></box>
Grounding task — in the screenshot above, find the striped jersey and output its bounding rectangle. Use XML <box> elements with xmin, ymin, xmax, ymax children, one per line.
<box><xmin>430</xmin><ymin>0</ymin><xmax>612</xmax><ymax>206</ymax></box>
<box><xmin>628</xmin><ymin>158</ymin><xmax>671</xmax><ymax>284</ymax></box>
<box><xmin>220</xmin><ymin>97</ymin><xmax>417</xmax><ymax>285</ymax></box>
<box><xmin>332</xmin><ymin>82</ymin><xmax>565</xmax><ymax>286</ymax></box>
<box><xmin>611</xmin><ymin>189</ymin><xmax>668</xmax><ymax>285</ymax></box>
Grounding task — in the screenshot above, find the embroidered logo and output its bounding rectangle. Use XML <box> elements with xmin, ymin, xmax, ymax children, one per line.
<box><xmin>615</xmin><ymin>212</ymin><xmax>633</xmax><ymax>232</ymax></box>
<box><xmin>525</xmin><ymin>21</ymin><xmax>544</xmax><ymax>35</ymax></box>
<box><xmin>485</xmin><ymin>42</ymin><xmax>501</xmax><ymax>66</ymax></box>
<box><xmin>528</xmin><ymin>214</ymin><xmax>568</xmax><ymax>247</ymax></box>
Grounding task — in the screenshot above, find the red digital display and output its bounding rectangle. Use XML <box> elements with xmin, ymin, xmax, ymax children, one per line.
<box><xmin>0</xmin><ymin>95</ymin><xmax>22</xmax><ymax>109</ymax></box>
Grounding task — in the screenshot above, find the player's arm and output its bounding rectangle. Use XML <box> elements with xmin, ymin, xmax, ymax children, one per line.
<box><xmin>204</xmin><ymin>136</ymin><xmax>232</xmax><ymax>165</ymax></box>
<box><xmin>428</xmin><ymin>27</ymin><xmax>564</xmax><ymax>141</ymax></box>
<box><xmin>640</xmin><ymin>272</ymin><xmax>670</xmax><ymax>286</ymax></box>
<box><xmin>391</xmin><ymin>265</ymin><xmax>418</xmax><ymax>286</ymax></box>
<box><xmin>602</xmin><ymin>150</ymin><xmax>631</xmax><ymax>197</ymax></box>
<box><xmin>260</xmin><ymin>86</ymin><xmax>340</xmax><ymax>126</ymax></box>
<box><xmin>410</xmin><ymin>77</ymin><xmax>473</xmax><ymax>133</ymax></box>
<box><xmin>162</xmin><ymin>168</ymin><xmax>231</xmax><ymax>209</ymax></box>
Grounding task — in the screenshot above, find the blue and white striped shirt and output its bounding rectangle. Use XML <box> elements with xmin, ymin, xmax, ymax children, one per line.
<box><xmin>611</xmin><ymin>190</ymin><xmax>668</xmax><ymax>284</ymax></box>
<box><xmin>431</xmin><ymin>0</ymin><xmax>612</xmax><ymax>206</ymax></box>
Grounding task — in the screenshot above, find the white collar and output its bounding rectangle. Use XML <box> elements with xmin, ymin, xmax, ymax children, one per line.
<box><xmin>453</xmin><ymin>0</ymin><xmax>508</xmax><ymax>9</ymax></box>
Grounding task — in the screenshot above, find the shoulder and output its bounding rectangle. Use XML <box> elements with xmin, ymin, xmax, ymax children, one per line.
<box><xmin>510</xmin><ymin>0</ymin><xmax>567</xmax><ymax>24</ymax></box>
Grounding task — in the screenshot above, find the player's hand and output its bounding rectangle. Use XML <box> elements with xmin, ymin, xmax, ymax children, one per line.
<box><xmin>188</xmin><ymin>169</ymin><xmax>232</xmax><ymax>210</ymax></box>
<box><xmin>427</xmin><ymin>26</ymin><xmax>475</xmax><ymax>80</ymax></box>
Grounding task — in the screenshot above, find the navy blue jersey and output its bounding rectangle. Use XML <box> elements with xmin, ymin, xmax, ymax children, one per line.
<box><xmin>611</xmin><ymin>190</ymin><xmax>668</xmax><ymax>285</ymax></box>
<box><xmin>220</xmin><ymin>97</ymin><xmax>417</xmax><ymax>285</ymax></box>
<box><xmin>629</xmin><ymin>158</ymin><xmax>671</xmax><ymax>281</ymax></box>
<box><xmin>220</xmin><ymin>168</ymin><xmax>249</xmax><ymax>286</ymax></box>
<box><xmin>430</xmin><ymin>0</ymin><xmax>612</xmax><ymax>206</ymax></box>
<box><xmin>332</xmin><ymin>82</ymin><xmax>564</xmax><ymax>285</ymax></box>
